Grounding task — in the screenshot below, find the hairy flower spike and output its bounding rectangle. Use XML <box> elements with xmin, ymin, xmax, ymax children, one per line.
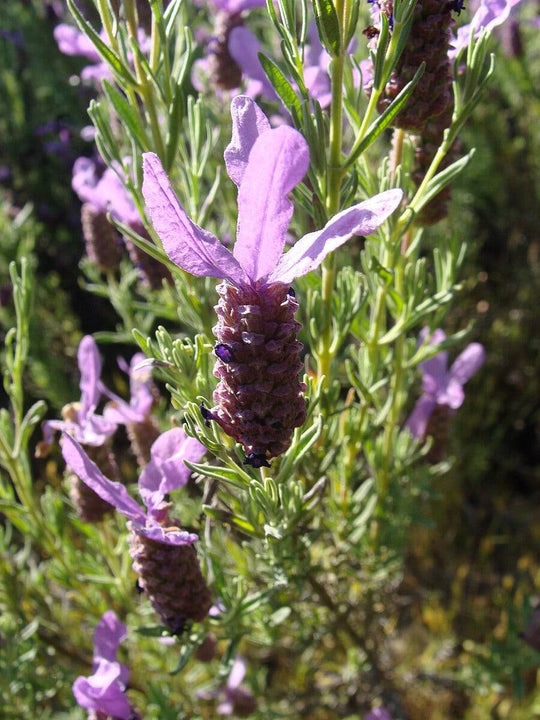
<box><xmin>212</xmin><ymin>281</ymin><xmax>306</xmax><ymax>462</ymax></box>
<box><xmin>375</xmin><ymin>0</ymin><xmax>456</xmax><ymax>131</ymax></box>
<box><xmin>80</xmin><ymin>203</ymin><xmax>124</xmax><ymax>271</ymax></box>
<box><xmin>142</xmin><ymin>97</ymin><xmax>403</xmax><ymax>465</ymax></box>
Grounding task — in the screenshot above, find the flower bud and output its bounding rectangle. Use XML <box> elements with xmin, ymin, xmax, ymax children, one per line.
<box><xmin>129</xmin><ymin>528</ymin><xmax>212</xmax><ymax>633</ymax></box>
<box><xmin>80</xmin><ymin>203</ymin><xmax>124</xmax><ymax>271</ymax></box>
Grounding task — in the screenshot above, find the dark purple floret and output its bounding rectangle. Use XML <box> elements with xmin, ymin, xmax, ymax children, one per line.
<box><xmin>200</xmin><ymin>403</ymin><xmax>215</xmax><ymax>427</ymax></box>
<box><xmin>215</xmin><ymin>343</ymin><xmax>235</xmax><ymax>363</ymax></box>
<box><xmin>447</xmin><ymin>0</ymin><xmax>465</xmax><ymax>13</ymax></box>
<box><xmin>244</xmin><ymin>452</ymin><xmax>271</xmax><ymax>468</ymax></box>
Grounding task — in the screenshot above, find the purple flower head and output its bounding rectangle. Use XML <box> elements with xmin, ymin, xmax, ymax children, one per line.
<box><xmin>72</xmin><ymin>611</ymin><xmax>134</xmax><ymax>720</ymax></box>
<box><xmin>61</xmin><ymin>427</ymin><xmax>205</xmax><ymax>546</ymax></box>
<box><xmin>406</xmin><ymin>328</ymin><xmax>486</xmax><ymax>439</ymax></box>
<box><xmin>142</xmin><ymin>96</ymin><xmax>403</xmax><ymax>290</ymax></box>
<box><xmin>365</xmin><ymin>709</ymin><xmax>392</xmax><ymax>720</ymax></box>
<box><xmin>210</xmin><ymin>0</ymin><xmax>266</xmax><ymax>11</ymax></box>
<box><xmin>54</xmin><ymin>23</ymin><xmax>111</xmax><ymax>82</ymax></box>
<box><xmin>43</xmin><ymin>336</ymin><xmax>117</xmax><ymax>447</ymax></box>
<box><xmin>450</xmin><ymin>0</ymin><xmax>524</xmax><ymax>57</ymax></box>
<box><xmin>72</xmin><ymin>157</ymin><xmax>141</xmax><ymax>227</ymax></box>
<box><xmin>102</xmin><ymin>354</ymin><xmax>155</xmax><ymax>425</ymax></box>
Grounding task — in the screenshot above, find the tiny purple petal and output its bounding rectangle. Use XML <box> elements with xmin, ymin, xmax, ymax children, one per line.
<box><xmin>406</xmin><ymin>394</ymin><xmax>437</xmax><ymax>439</ymax></box>
<box><xmin>61</xmin><ymin>434</ymin><xmax>146</xmax><ymax>524</ymax></box>
<box><xmin>450</xmin><ymin>0</ymin><xmax>524</xmax><ymax>57</ymax></box>
<box><xmin>225</xmin><ymin>96</ymin><xmax>270</xmax><ymax>187</ymax></box>
<box><xmin>133</xmin><ymin>519</ymin><xmax>198</xmax><ymax>546</ymax></box>
<box><xmin>449</xmin><ymin>343</ymin><xmax>486</xmax><ymax>385</ymax></box>
<box><xmin>227</xmin><ymin>656</ymin><xmax>247</xmax><ymax>689</ymax></box>
<box><xmin>139</xmin><ymin>428</ymin><xmax>206</xmax><ymax>511</ymax></box>
<box><xmin>142</xmin><ymin>153</ymin><xmax>248</xmax><ymax>285</ymax></box>
<box><xmin>210</xmin><ymin>0</ymin><xmax>266</xmax><ymax>10</ymax></box>
<box><xmin>418</xmin><ymin>328</ymin><xmax>448</xmax><ymax>392</ymax></box>
<box><xmin>304</xmin><ymin>66</ymin><xmax>332</xmax><ymax>108</ymax></box>
<box><xmin>54</xmin><ymin>24</ymin><xmax>101</xmax><ymax>62</ymax></box>
<box><xmin>439</xmin><ymin>377</ymin><xmax>466</xmax><ymax>409</ymax></box>
<box><xmin>78</xmin><ymin>335</ymin><xmax>102</xmax><ymax>418</ymax></box>
<box><xmin>269</xmin><ymin>189</ymin><xmax>403</xmax><ymax>284</ymax></box>
<box><xmin>93</xmin><ymin>611</ymin><xmax>127</xmax><ymax>665</ymax></box>
<box><xmin>234</xmin><ymin>126</ymin><xmax>310</xmax><ymax>282</ymax></box>
<box><xmin>73</xmin><ymin>660</ymin><xmax>133</xmax><ymax>720</ymax></box>
<box><xmin>365</xmin><ymin>709</ymin><xmax>393</xmax><ymax>720</ymax></box>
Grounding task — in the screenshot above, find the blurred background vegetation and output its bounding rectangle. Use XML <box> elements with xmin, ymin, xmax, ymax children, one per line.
<box><xmin>1</xmin><ymin>1</ymin><xmax>540</xmax><ymax>717</ymax></box>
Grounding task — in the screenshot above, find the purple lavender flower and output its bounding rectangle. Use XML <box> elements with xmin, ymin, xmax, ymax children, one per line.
<box><xmin>199</xmin><ymin>656</ymin><xmax>258</xmax><ymax>716</ymax></box>
<box><xmin>450</xmin><ymin>0</ymin><xmax>525</xmax><ymax>57</ymax></box>
<box><xmin>142</xmin><ymin>96</ymin><xmax>403</xmax><ymax>465</ymax></box>
<box><xmin>61</xmin><ymin>428</ymin><xmax>212</xmax><ymax>630</ymax></box>
<box><xmin>210</xmin><ymin>0</ymin><xmax>266</xmax><ymax>9</ymax></box>
<box><xmin>365</xmin><ymin>708</ymin><xmax>392</xmax><ymax>720</ymax></box>
<box><xmin>102</xmin><ymin>354</ymin><xmax>155</xmax><ymax>426</ymax></box>
<box><xmin>42</xmin><ymin>336</ymin><xmax>117</xmax><ymax>447</ymax></box>
<box><xmin>61</xmin><ymin>427</ymin><xmax>204</xmax><ymax>544</ymax></box>
<box><xmin>72</xmin><ymin>610</ymin><xmax>136</xmax><ymax>720</ymax></box>
<box><xmin>406</xmin><ymin>328</ymin><xmax>486</xmax><ymax>439</ymax></box>
<box><xmin>54</xmin><ymin>23</ymin><xmax>111</xmax><ymax>82</ymax></box>
<box><xmin>72</xmin><ymin>157</ymin><xmax>141</xmax><ymax>226</ymax></box>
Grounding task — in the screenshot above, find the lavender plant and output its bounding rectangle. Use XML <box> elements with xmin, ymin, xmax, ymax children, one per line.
<box><xmin>2</xmin><ymin>0</ymin><xmax>528</xmax><ymax>716</ymax></box>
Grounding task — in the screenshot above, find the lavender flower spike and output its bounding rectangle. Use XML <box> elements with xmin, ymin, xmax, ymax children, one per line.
<box><xmin>72</xmin><ymin>611</ymin><xmax>136</xmax><ymax>720</ymax></box>
<box><xmin>406</xmin><ymin>328</ymin><xmax>486</xmax><ymax>439</ymax></box>
<box><xmin>61</xmin><ymin>430</ymin><xmax>211</xmax><ymax>631</ymax></box>
<box><xmin>143</xmin><ymin>97</ymin><xmax>403</xmax><ymax>465</ymax></box>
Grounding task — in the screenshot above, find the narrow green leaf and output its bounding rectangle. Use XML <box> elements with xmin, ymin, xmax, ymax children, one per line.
<box><xmin>66</xmin><ymin>0</ymin><xmax>138</xmax><ymax>86</ymax></box>
<box><xmin>258</xmin><ymin>53</ymin><xmax>301</xmax><ymax>117</ymax></box>
<box><xmin>102</xmin><ymin>81</ymin><xmax>149</xmax><ymax>150</ymax></box>
<box><xmin>313</xmin><ymin>0</ymin><xmax>341</xmax><ymax>57</ymax></box>
<box><xmin>346</xmin><ymin>63</ymin><xmax>425</xmax><ymax>168</ymax></box>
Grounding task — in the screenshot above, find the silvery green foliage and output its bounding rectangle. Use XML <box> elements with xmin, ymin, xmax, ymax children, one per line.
<box><xmin>0</xmin><ymin>0</ymin><xmax>498</xmax><ymax>716</ymax></box>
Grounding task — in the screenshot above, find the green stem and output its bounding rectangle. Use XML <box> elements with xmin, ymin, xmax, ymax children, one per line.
<box><xmin>317</xmin><ymin>3</ymin><xmax>348</xmax><ymax>384</ymax></box>
<box><xmin>124</xmin><ymin>0</ymin><xmax>166</xmax><ymax>159</ymax></box>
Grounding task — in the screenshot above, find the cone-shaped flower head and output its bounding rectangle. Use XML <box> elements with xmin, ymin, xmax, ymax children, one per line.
<box><xmin>142</xmin><ymin>96</ymin><xmax>403</xmax><ymax>465</ymax></box>
<box><xmin>62</xmin><ymin>428</ymin><xmax>212</xmax><ymax>631</ymax></box>
<box><xmin>72</xmin><ymin>611</ymin><xmax>136</xmax><ymax>720</ymax></box>
<box><xmin>406</xmin><ymin>328</ymin><xmax>486</xmax><ymax>438</ymax></box>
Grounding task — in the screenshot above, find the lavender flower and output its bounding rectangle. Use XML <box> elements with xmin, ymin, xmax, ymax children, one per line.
<box><xmin>102</xmin><ymin>354</ymin><xmax>155</xmax><ymax>426</ymax></box>
<box><xmin>199</xmin><ymin>656</ymin><xmax>258</xmax><ymax>717</ymax></box>
<box><xmin>42</xmin><ymin>336</ymin><xmax>117</xmax><ymax>448</ymax></box>
<box><xmin>72</xmin><ymin>611</ymin><xmax>137</xmax><ymax>720</ymax></box>
<box><xmin>450</xmin><ymin>0</ymin><xmax>525</xmax><ymax>58</ymax></box>
<box><xmin>142</xmin><ymin>96</ymin><xmax>403</xmax><ymax>465</ymax></box>
<box><xmin>365</xmin><ymin>708</ymin><xmax>392</xmax><ymax>720</ymax></box>
<box><xmin>406</xmin><ymin>328</ymin><xmax>486</xmax><ymax>439</ymax></box>
<box><xmin>192</xmin><ymin>1</ymin><xmax>274</xmax><ymax>99</ymax></box>
<box><xmin>102</xmin><ymin>353</ymin><xmax>160</xmax><ymax>467</ymax></box>
<box><xmin>61</xmin><ymin>428</ymin><xmax>212</xmax><ymax>631</ymax></box>
<box><xmin>73</xmin><ymin>156</ymin><xmax>171</xmax><ymax>286</ymax></box>
<box><xmin>40</xmin><ymin>336</ymin><xmax>119</xmax><ymax>521</ymax></box>
<box><xmin>54</xmin><ymin>23</ymin><xmax>111</xmax><ymax>82</ymax></box>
